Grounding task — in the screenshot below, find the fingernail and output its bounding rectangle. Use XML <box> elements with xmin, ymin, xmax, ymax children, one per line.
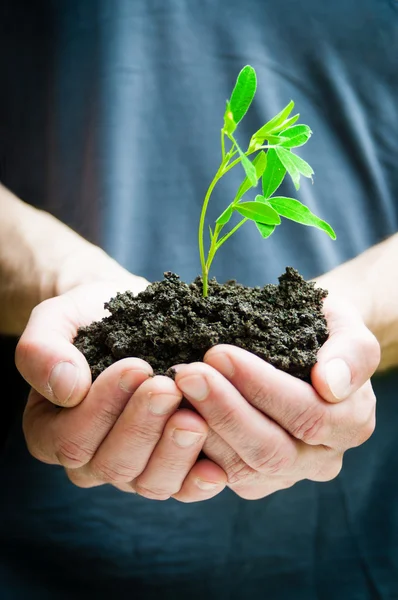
<box><xmin>206</xmin><ymin>351</ymin><xmax>234</xmax><ymax>378</ymax></box>
<box><xmin>195</xmin><ymin>478</ymin><xmax>220</xmax><ymax>491</ymax></box>
<box><xmin>48</xmin><ymin>361</ymin><xmax>79</xmax><ymax>405</ymax></box>
<box><xmin>148</xmin><ymin>393</ymin><xmax>180</xmax><ymax>416</ymax></box>
<box><xmin>177</xmin><ymin>375</ymin><xmax>209</xmax><ymax>401</ymax></box>
<box><xmin>172</xmin><ymin>429</ymin><xmax>203</xmax><ymax>447</ymax></box>
<box><xmin>325</xmin><ymin>358</ymin><xmax>352</xmax><ymax>400</ymax></box>
<box><xmin>119</xmin><ymin>368</ymin><xmax>151</xmax><ymax>393</ymax></box>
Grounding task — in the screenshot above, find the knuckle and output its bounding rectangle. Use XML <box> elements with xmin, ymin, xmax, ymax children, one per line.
<box><xmin>156</xmin><ymin>454</ymin><xmax>187</xmax><ymax>473</ymax></box>
<box><xmin>209</xmin><ymin>405</ymin><xmax>240</xmax><ymax>436</ymax></box>
<box><xmin>225</xmin><ymin>456</ymin><xmax>256</xmax><ymax>485</ymax></box>
<box><xmin>249</xmin><ymin>443</ymin><xmax>294</xmax><ymax>475</ymax></box>
<box><xmin>55</xmin><ymin>436</ymin><xmax>93</xmax><ymax>468</ymax></box>
<box><xmin>233</xmin><ymin>479</ymin><xmax>296</xmax><ymax>500</ymax></box>
<box><xmin>15</xmin><ymin>336</ymin><xmax>40</xmax><ymax>374</ymax></box>
<box><xmin>248</xmin><ymin>384</ymin><xmax>273</xmax><ymax>412</ymax></box>
<box><xmin>134</xmin><ymin>482</ymin><xmax>171</xmax><ymax>501</ymax></box>
<box><xmin>65</xmin><ymin>468</ymin><xmax>95</xmax><ymax>489</ymax></box>
<box><xmin>313</xmin><ymin>453</ymin><xmax>343</xmax><ymax>482</ymax></box>
<box><xmin>363</xmin><ymin>329</ymin><xmax>381</xmax><ymax>375</ymax></box>
<box><xmin>122</xmin><ymin>421</ymin><xmax>159</xmax><ymax>445</ymax></box>
<box><xmin>94</xmin><ymin>404</ymin><xmax>124</xmax><ymax>429</ymax></box>
<box><xmin>354</xmin><ymin>413</ymin><xmax>376</xmax><ymax>447</ymax></box>
<box><xmin>24</xmin><ymin>437</ymin><xmax>51</xmax><ymax>464</ymax></box>
<box><xmin>289</xmin><ymin>406</ymin><xmax>328</xmax><ymax>444</ymax></box>
<box><xmin>342</xmin><ymin>388</ymin><xmax>376</xmax><ymax>450</ymax></box>
<box><xmin>90</xmin><ymin>460</ymin><xmax>136</xmax><ymax>485</ymax></box>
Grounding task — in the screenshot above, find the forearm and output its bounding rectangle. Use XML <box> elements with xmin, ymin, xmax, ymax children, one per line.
<box><xmin>314</xmin><ymin>234</ymin><xmax>398</xmax><ymax>372</ymax></box>
<box><xmin>0</xmin><ymin>184</ymin><xmax>145</xmax><ymax>336</ymax></box>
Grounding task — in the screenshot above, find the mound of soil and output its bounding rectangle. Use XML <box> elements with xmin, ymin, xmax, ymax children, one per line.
<box><xmin>73</xmin><ymin>267</ymin><xmax>329</xmax><ymax>382</ymax></box>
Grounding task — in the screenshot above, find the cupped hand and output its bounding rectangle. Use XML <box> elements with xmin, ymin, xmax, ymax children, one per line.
<box><xmin>15</xmin><ymin>282</ymin><xmax>227</xmax><ymax>502</ymax></box>
<box><xmin>173</xmin><ymin>294</ymin><xmax>380</xmax><ymax>500</ymax></box>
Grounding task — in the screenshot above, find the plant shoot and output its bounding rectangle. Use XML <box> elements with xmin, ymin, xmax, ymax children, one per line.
<box><xmin>198</xmin><ymin>65</ymin><xmax>336</xmax><ymax>297</ymax></box>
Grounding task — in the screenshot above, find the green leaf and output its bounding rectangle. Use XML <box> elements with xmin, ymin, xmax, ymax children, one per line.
<box><xmin>216</xmin><ymin>205</ymin><xmax>234</xmax><ymax>226</ymax></box>
<box><xmin>275</xmin><ymin>147</ymin><xmax>314</xmax><ymax>190</ymax></box>
<box><xmin>256</xmin><ymin>223</ymin><xmax>276</xmax><ymax>238</ymax></box>
<box><xmin>223</xmin><ymin>100</ymin><xmax>237</xmax><ymax>135</ymax></box>
<box><xmin>234</xmin><ymin>201</ymin><xmax>281</xmax><ymax>225</ymax></box>
<box><xmin>279</xmin><ymin>125</ymin><xmax>312</xmax><ymax>149</ymax></box>
<box><xmin>252</xmin><ymin>195</ymin><xmax>277</xmax><ymax>237</ymax></box>
<box><xmin>262</xmin><ymin>149</ymin><xmax>286</xmax><ymax>198</ymax></box>
<box><xmin>286</xmin><ymin>150</ymin><xmax>314</xmax><ymax>178</ymax></box>
<box><xmin>250</xmin><ymin>100</ymin><xmax>295</xmax><ymax>147</ymax></box>
<box><xmin>265</xmin><ymin>134</ymin><xmax>290</xmax><ymax>145</ymax></box>
<box><xmin>275</xmin><ymin>147</ymin><xmax>301</xmax><ymax>190</ymax></box>
<box><xmin>229</xmin><ymin>65</ymin><xmax>257</xmax><ymax>125</ymax></box>
<box><xmin>268</xmin><ymin>196</ymin><xmax>336</xmax><ymax>239</ymax></box>
<box><xmin>209</xmin><ymin>225</ymin><xmax>214</xmax><ymax>240</ymax></box>
<box><xmin>236</xmin><ymin>143</ymin><xmax>257</xmax><ymax>186</ymax></box>
<box><xmin>269</xmin><ymin>113</ymin><xmax>300</xmax><ymax>134</ymax></box>
<box><xmin>235</xmin><ymin>150</ymin><xmax>267</xmax><ymax>202</ymax></box>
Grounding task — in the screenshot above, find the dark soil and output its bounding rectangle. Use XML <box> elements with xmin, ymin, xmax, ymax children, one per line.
<box><xmin>73</xmin><ymin>267</ymin><xmax>329</xmax><ymax>382</ymax></box>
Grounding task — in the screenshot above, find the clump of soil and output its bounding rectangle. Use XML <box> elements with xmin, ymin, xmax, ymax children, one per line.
<box><xmin>73</xmin><ymin>267</ymin><xmax>329</xmax><ymax>382</ymax></box>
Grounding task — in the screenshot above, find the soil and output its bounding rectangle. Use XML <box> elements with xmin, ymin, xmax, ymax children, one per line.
<box><xmin>73</xmin><ymin>267</ymin><xmax>329</xmax><ymax>383</ymax></box>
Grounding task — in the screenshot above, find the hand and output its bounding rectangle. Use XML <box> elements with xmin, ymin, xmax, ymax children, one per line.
<box><xmin>173</xmin><ymin>295</ymin><xmax>380</xmax><ymax>499</ymax></box>
<box><xmin>16</xmin><ymin>282</ymin><xmax>227</xmax><ymax>502</ymax></box>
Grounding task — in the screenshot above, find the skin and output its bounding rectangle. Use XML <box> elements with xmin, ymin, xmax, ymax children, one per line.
<box><xmin>0</xmin><ymin>185</ymin><xmax>387</xmax><ymax>502</ymax></box>
<box><xmin>16</xmin><ymin>285</ymin><xmax>379</xmax><ymax>502</ymax></box>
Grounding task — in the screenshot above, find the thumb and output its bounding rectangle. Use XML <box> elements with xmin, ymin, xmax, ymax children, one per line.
<box><xmin>15</xmin><ymin>295</ymin><xmax>92</xmax><ymax>407</ymax></box>
<box><xmin>311</xmin><ymin>296</ymin><xmax>380</xmax><ymax>403</ymax></box>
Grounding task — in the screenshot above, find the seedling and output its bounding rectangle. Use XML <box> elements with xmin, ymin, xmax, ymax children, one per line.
<box><xmin>198</xmin><ymin>65</ymin><xmax>336</xmax><ymax>297</ymax></box>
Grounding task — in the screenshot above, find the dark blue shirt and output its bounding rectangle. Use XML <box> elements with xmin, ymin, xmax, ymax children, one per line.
<box><xmin>1</xmin><ymin>1</ymin><xmax>398</xmax><ymax>598</ymax></box>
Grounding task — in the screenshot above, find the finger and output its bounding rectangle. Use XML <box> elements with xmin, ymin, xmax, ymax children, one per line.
<box><xmin>204</xmin><ymin>345</ymin><xmax>333</xmax><ymax>446</ymax></box>
<box><xmin>70</xmin><ymin>376</ymin><xmax>182</xmax><ymax>487</ymax></box>
<box><xmin>15</xmin><ymin>295</ymin><xmax>94</xmax><ymax>408</ymax></box>
<box><xmin>311</xmin><ymin>295</ymin><xmax>380</xmax><ymax>402</ymax></box>
<box><xmin>173</xmin><ymin>362</ymin><xmax>302</xmax><ymax>474</ymax></box>
<box><xmin>202</xmin><ymin>428</ymin><xmax>343</xmax><ymax>499</ymax></box>
<box><xmin>204</xmin><ymin>345</ymin><xmax>376</xmax><ymax>449</ymax></box>
<box><xmin>172</xmin><ymin>459</ymin><xmax>227</xmax><ymax>503</ymax></box>
<box><xmin>23</xmin><ymin>357</ymin><xmax>152</xmax><ymax>467</ymax></box>
<box><xmin>15</xmin><ymin>281</ymin><xmax>133</xmax><ymax>408</ymax></box>
<box><xmin>132</xmin><ymin>409</ymin><xmax>208</xmax><ymax>500</ymax></box>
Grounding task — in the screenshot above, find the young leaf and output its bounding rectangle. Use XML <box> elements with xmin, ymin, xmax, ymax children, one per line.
<box><xmin>234</xmin><ymin>150</ymin><xmax>267</xmax><ymax>202</ymax></box>
<box><xmin>264</xmin><ymin>134</ymin><xmax>290</xmax><ymax>145</ymax></box>
<box><xmin>269</xmin><ymin>113</ymin><xmax>300</xmax><ymax>134</ymax></box>
<box><xmin>234</xmin><ymin>201</ymin><xmax>281</xmax><ymax>225</ymax></box>
<box><xmin>256</xmin><ymin>223</ymin><xmax>276</xmax><ymax>238</ymax></box>
<box><xmin>275</xmin><ymin>147</ymin><xmax>301</xmax><ymax>190</ymax></box>
<box><xmin>279</xmin><ymin>148</ymin><xmax>314</xmax><ymax>178</ymax></box>
<box><xmin>235</xmin><ymin>142</ymin><xmax>257</xmax><ymax>186</ymax></box>
<box><xmin>250</xmin><ymin>100</ymin><xmax>295</xmax><ymax>147</ymax></box>
<box><xmin>223</xmin><ymin>100</ymin><xmax>237</xmax><ymax>135</ymax></box>
<box><xmin>216</xmin><ymin>205</ymin><xmax>234</xmax><ymax>226</ymax></box>
<box><xmin>268</xmin><ymin>196</ymin><xmax>336</xmax><ymax>239</ymax></box>
<box><xmin>229</xmin><ymin>65</ymin><xmax>257</xmax><ymax>125</ymax></box>
<box><xmin>279</xmin><ymin>125</ymin><xmax>312</xmax><ymax>149</ymax></box>
<box><xmin>262</xmin><ymin>149</ymin><xmax>286</xmax><ymax>198</ymax></box>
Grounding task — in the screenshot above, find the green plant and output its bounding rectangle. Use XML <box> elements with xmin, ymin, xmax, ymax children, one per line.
<box><xmin>198</xmin><ymin>65</ymin><xmax>336</xmax><ymax>297</ymax></box>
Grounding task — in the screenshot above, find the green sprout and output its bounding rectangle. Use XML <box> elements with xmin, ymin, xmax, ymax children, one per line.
<box><xmin>198</xmin><ymin>65</ymin><xmax>336</xmax><ymax>297</ymax></box>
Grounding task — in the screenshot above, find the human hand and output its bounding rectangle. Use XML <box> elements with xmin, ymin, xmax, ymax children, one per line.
<box><xmin>173</xmin><ymin>295</ymin><xmax>380</xmax><ymax>499</ymax></box>
<box><xmin>15</xmin><ymin>282</ymin><xmax>227</xmax><ymax>502</ymax></box>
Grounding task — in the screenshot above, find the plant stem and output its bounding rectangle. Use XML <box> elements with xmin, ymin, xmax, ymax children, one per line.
<box><xmin>199</xmin><ymin>141</ymin><xmax>272</xmax><ymax>297</ymax></box>
<box><xmin>205</xmin><ymin>223</ymin><xmax>222</xmax><ymax>274</ymax></box>
<box><xmin>216</xmin><ymin>218</ymin><xmax>247</xmax><ymax>250</ymax></box>
<box><xmin>198</xmin><ymin>162</ymin><xmax>226</xmax><ymax>297</ymax></box>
